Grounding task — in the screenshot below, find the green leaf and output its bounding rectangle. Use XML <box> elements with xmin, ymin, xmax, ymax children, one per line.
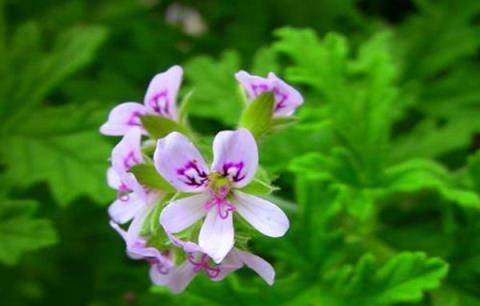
<box><xmin>130</xmin><ymin>163</ymin><xmax>175</xmax><ymax>193</ymax></box>
<box><xmin>184</xmin><ymin>50</ymin><xmax>242</xmax><ymax>126</ymax></box>
<box><xmin>239</xmin><ymin>92</ymin><xmax>274</xmax><ymax>139</ymax></box>
<box><xmin>0</xmin><ymin>197</ymin><xmax>58</xmax><ymax>265</ymax></box>
<box><xmin>1</xmin><ymin>103</ymin><xmax>113</xmax><ymax>206</ymax></box>
<box><xmin>329</xmin><ymin>252</ymin><xmax>449</xmax><ymax>306</ymax></box>
<box><xmin>141</xmin><ymin>115</ymin><xmax>191</xmax><ymax>139</ymax></box>
<box><xmin>385</xmin><ymin>159</ymin><xmax>480</xmax><ymax>210</ymax></box>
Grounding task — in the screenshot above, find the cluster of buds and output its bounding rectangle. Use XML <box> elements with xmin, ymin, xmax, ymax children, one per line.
<box><xmin>100</xmin><ymin>66</ymin><xmax>303</xmax><ymax>293</ymax></box>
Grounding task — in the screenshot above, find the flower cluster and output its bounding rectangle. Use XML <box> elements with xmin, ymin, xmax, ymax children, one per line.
<box><xmin>100</xmin><ymin>65</ymin><xmax>303</xmax><ymax>293</ymax></box>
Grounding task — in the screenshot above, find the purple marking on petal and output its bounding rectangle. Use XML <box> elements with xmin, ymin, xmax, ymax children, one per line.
<box><xmin>149</xmin><ymin>90</ymin><xmax>170</xmax><ymax>116</ymax></box>
<box><xmin>123</xmin><ymin>151</ymin><xmax>141</xmax><ymax>170</ymax></box>
<box><xmin>251</xmin><ymin>83</ymin><xmax>270</xmax><ymax>97</ymax></box>
<box><xmin>176</xmin><ymin>160</ymin><xmax>208</xmax><ymax>187</ymax></box>
<box><xmin>204</xmin><ymin>186</ymin><xmax>236</xmax><ymax>219</ymax></box>
<box><xmin>117</xmin><ymin>183</ymin><xmax>133</xmax><ymax>201</ymax></box>
<box><xmin>187</xmin><ymin>254</ymin><xmax>221</xmax><ymax>279</ymax></box>
<box><xmin>273</xmin><ymin>88</ymin><xmax>289</xmax><ymax>112</ymax></box>
<box><xmin>126</xmin><ymin>111</ymin><xmax>145</xmax><ymax>127</ymax></box>
<box><xmin>222</xmin><ymin>162</ymin><xmax>246</xmax><ymax>183</ymax></box>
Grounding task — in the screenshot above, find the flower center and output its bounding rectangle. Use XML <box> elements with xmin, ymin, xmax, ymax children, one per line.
<box><xmin>188</xmin><ymin>254</ymin><xmax>220</xmax><ymax>279</ymax></box>
<box><xmin>204</xmin><ymin>185</ymin><xmax>235</xmax><ymax>219</ymax></box>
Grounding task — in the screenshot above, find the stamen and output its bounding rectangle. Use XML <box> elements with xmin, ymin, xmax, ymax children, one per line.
<box><xmin>187</xmin><ymin>254</ymin><xmax>221</xmax><ymax>279</ymax></box>
<box><xmin>204</xmin><ymin>186</ymin><xmax>236</xmax><ymax>219</ymax></box>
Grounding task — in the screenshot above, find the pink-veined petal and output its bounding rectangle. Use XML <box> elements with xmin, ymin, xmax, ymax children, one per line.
<box><xmin>268</xmin><ymin>72</ymin><xmax>303</xmax><ymax>117</ymax></box>
<box><xmin>211</xmin><ymin>129</ymin><xmax>258</xmax><ymax>188</ymax></box>
<box><xmin>199</xmin><ymin>209</ymin><xmax>234</xmax><ymax>263</ymax></box>
<box><xmin>150</xmin><ymin>264</ymin><xmax>174</xmax><ymax>286</ymax></box>
<box><xmin>233</xmin><ymin>190</ymin><xmax>289</xmax><ymax>237</ymax></box>
<box><xmin>108</xmin><ymin>191</ymin><xmax>145</xmax><ymax>224</ymax></box>
<box><xmin>144</xmin><ymin>65</ymin><xmax>183</xmax><ymax>120</ymax></box>
<box><xmin>168</xmin><ymin>261</ymin><xmax>197</xmax><ymax>294</ymax></box>
<box><xmin>213</xmin><ymin>249</ymin><xmax>243</xmax><ymax>281</ymax></box>
<box><xmin>235</xmin><ymin>249</ymin><xmax>275</xmax><ymax>285</ymax></box>
<box><xmin>154</xmin><ymin>132</ymin><xmax>209</xmax><ymax>192</ymax></box>
<box><xmin>160</xmin><ymin>194</ymin><xmax>208</xmax><ymax>234</ymax></box>
<box><xmin>125</xmin><ymin>203</ymin><xmax>154</xmax><ymax>245</ymax></box>
<box><xmin>111</xmin><ymin>127</ymin><xmax>143</xmax><ymax>173</ymax></box>
<box><xmin>235</xmin><ymin>70</ymin><xmax>273</xmax><ymax>100</ymax></box>
<box><xmin>107</xmin><ymin>168</ymin><xmax>121</xmax><ymax>190</ymax></box>
<box><xmin>100</xmin><ymin>102</ymin><xmax>147</xmax><ymax>136</ymax></box>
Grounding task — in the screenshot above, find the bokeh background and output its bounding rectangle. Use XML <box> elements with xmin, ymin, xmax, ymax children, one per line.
<box><xmin>1</xmin><ymin>0</ymin><xmax>480</xmax><ymax>305</ymax></box>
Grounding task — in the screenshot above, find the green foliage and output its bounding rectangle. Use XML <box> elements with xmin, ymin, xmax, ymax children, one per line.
<box><xmin>239</xmin><ymin>92</ymin><xmax>274</xmax><ymax>139</ymax></box>
<box><xmin>329</xmin><ymin>252</ymin><xmax>449</xmax><ymax>306</ymax></box>
<box><xmin>141</xmin><ymin>115</ymin><xmax>192</xmax><ymax>139</ymax></box>
<box><xmin>0</xmin><ymin>196</ymin><xmax>57</xmax><ymax>265</ymax></box>
<box><xmin>1</xmin><ymin>0</ymin><xmax>480</xmax><ymax>305</ymax></box>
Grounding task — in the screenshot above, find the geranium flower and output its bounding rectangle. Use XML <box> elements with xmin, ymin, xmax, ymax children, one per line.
<box><xmin>107</xmin><ymin>128</ymin><xmax>161</xmax><ymax>243</ymax></box>
<box><xmin>166</xmin><ymin>234</ymin><xmax>275</xmax><ymax>293</ymax></box>
<box><xmin>110</xmin><ymin>221</ymin><xmax>175</xmax><ymax>287</ymax></box>
<box><xmin>154</xmin><ymin>128</ymin><xmax>289</xmax><ymax>263</ymax></box>
<box><xmin>100</xmin><ymin>65</ymin><xmax>183</xmax><ymax>136</ymax></box>
<box><xmin>235</xmin><ymin>70</ymin><xmax>303</xmax><ymax>117</ymax></box>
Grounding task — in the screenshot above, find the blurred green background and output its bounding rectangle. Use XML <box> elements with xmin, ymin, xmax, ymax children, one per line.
<box><xmin>1</xmin><ymin>0</ymin><xmax>480</xmax><ymax>305</ymax></box>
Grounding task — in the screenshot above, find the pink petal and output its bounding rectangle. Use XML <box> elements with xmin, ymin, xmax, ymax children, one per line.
<box><xmin>168</xmin><ymin>261</ymin><xmax>197</xmax><ymax>294</ymax></box>
<box><xmin>213</xmin><ymin>250</ymin><xmax>243</xmax><ymax>281</ymax></box>
<box><xmin>107</xmin><ymin>168</ymin><xmax>121</xmax><ymax>190</ymax></box>
<box><xmin>167</xmin><ymin>233</ymin><xmax>204</xmax><ymax>253</ymax></box>
<box><xmin>144</xmin><ymin>65</ymin><xmax>183</xmax><ymax>120</ymax></box>
<box><xmin>211</xmin><ymin>129</ymin><xmax>258</xmax><ymax>188</ymax></box>
<box><xmin>108</xmin><ymin>191</ymin><xmax>145</xmax><ymax>224</ymax></box>
<box><xmin>235</xmin><ymin>70</ymin><xmax>274</xmax><ymax>100</ymax></box>
<box><xmin>233</xmin><ymin>190</ymin><xmax>289</xmax><ymax>237</ymax></box>
<box><xmin>100</xmin><ymin>102</ymin><xmax>147</xmax><ymax>136</ymax></box>
<box><xmin>235</xmin><ymin>249</ymin><xmax>275</xmax><ymax>285</ymax></box>
<box><xmin>154</xmin><ymin>132</ymin><xmax>209</xmax><ymax>192</ymax></box>
<box><xmin>125</xmin><ymin>203</ymin><xmax>154</xmax><ymax>245</ymax></box>
<box><xmin>111</xmin><ymin>127</ymin><xmax>143</xmax><ymax>173</ymax></box>
<box><xmin>199</xmin><ymin>209</ymin><xmax>234</xmax><ymax>263</ymax></box>
<box><xmin>150</xmin><ymin>264</ymin><xmax>174</xmax><ymax>286</ymax></box>
<box><xmin>159</xmin><ymin>194</ymin><xmax>208</xmax><ymax>234</ymax></box>
<box><xmin>268</xmin><ymin>72</ymin><xmax>303</xmax><ymax>117</ymax></box>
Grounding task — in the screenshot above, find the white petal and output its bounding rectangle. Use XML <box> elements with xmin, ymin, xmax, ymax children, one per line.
<box><xmin>108</xmin><ymin>192</ymin><xmax>145</xmax><ymax>224</ymax></box>
<box><xmin>235</xmin><ymin>70</ymin><xmax>273</xmax><ymax>100</ymax></box>
<box><xmin>154</xmin><ymin>132</ymin><xmax>209</xmax><ymax>192</ymax></box>
<box><xmin>111</xmin><ymin>127</ymin><xmax>143</xmax><ymax>173</ymax></box>
<box><xmin>168</xmin><ymin>261</ymin><xmax>197</xmax><ymax>294</ymax></box>
<box><xmin>199</xmin><ymin>209</ymin><xmax>234</xmax><ymax>263</ymax></box>
<box><xmin>144</xmin><ymin>65</ymin><xmax>183</xmax><ymax>120</ymax></box>
<box><xmin>211</xmin><ymin>129</ymin><xmax>258</xmax><ymax>188</ymax></box>
<box><xmin>107</xmin><ymin>168</ymin><xmax>122</xmax><ymax>190</ymax></box>
<box><xmin>100</xmin><ymin>102</ymin><xmax>147</xmax><ymax>136</ymax></box>
<box><xmin>125</xmin><ymin>203</ymin><xmax>153</xmax><ymax>245</ymax></box>
<box><xmin>159</xmin><ymin>194</ymin><xmax>208</xmax><ymax>233</ymax></box>
<box><xmin>236</xmin><ymin>249</ymin><xmax>275</xmax><ymax>285</ymax></box>
<box><xmin>150</xmin><ymin>264</ymin><xmax>174</xmax><ymax>286</ymax></box>
<box><xmin>233</xmin><ymin>191</ymin><xmax>289</xmax><ymax>237</ymax></box>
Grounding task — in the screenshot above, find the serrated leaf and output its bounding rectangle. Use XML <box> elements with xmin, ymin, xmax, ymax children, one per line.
<box><xmin>130</xmin><ymin>163</ymin><xmax>175</xmax><ymax>193</ymax></box>
<box><xmin>329</xmin><ymin>252</ymin><xmax>449</xmax><ymax>306</ymax></box>
<box><xmin>0</xmin><ymin>197</ymin><xmax>58</xmax><ymax>265</ymax></box>
<box><xmin>239</xmin><ymin>92</ymin><xmax>274</xmax><ymax>139</ymax></box>
<box><xmin>141</xmin><ymin>115</ymin><xmax>191</xmax><ymax>139</ymax></box>
<box><xmin>1</xmin><ymin>104</ymin><xmax>113</xmax><ymax>206</ymax></box>
<box><xmin>184</xmin><ymin>51</ymin><xmax>242</xmax><ymax>126</ymax></box>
